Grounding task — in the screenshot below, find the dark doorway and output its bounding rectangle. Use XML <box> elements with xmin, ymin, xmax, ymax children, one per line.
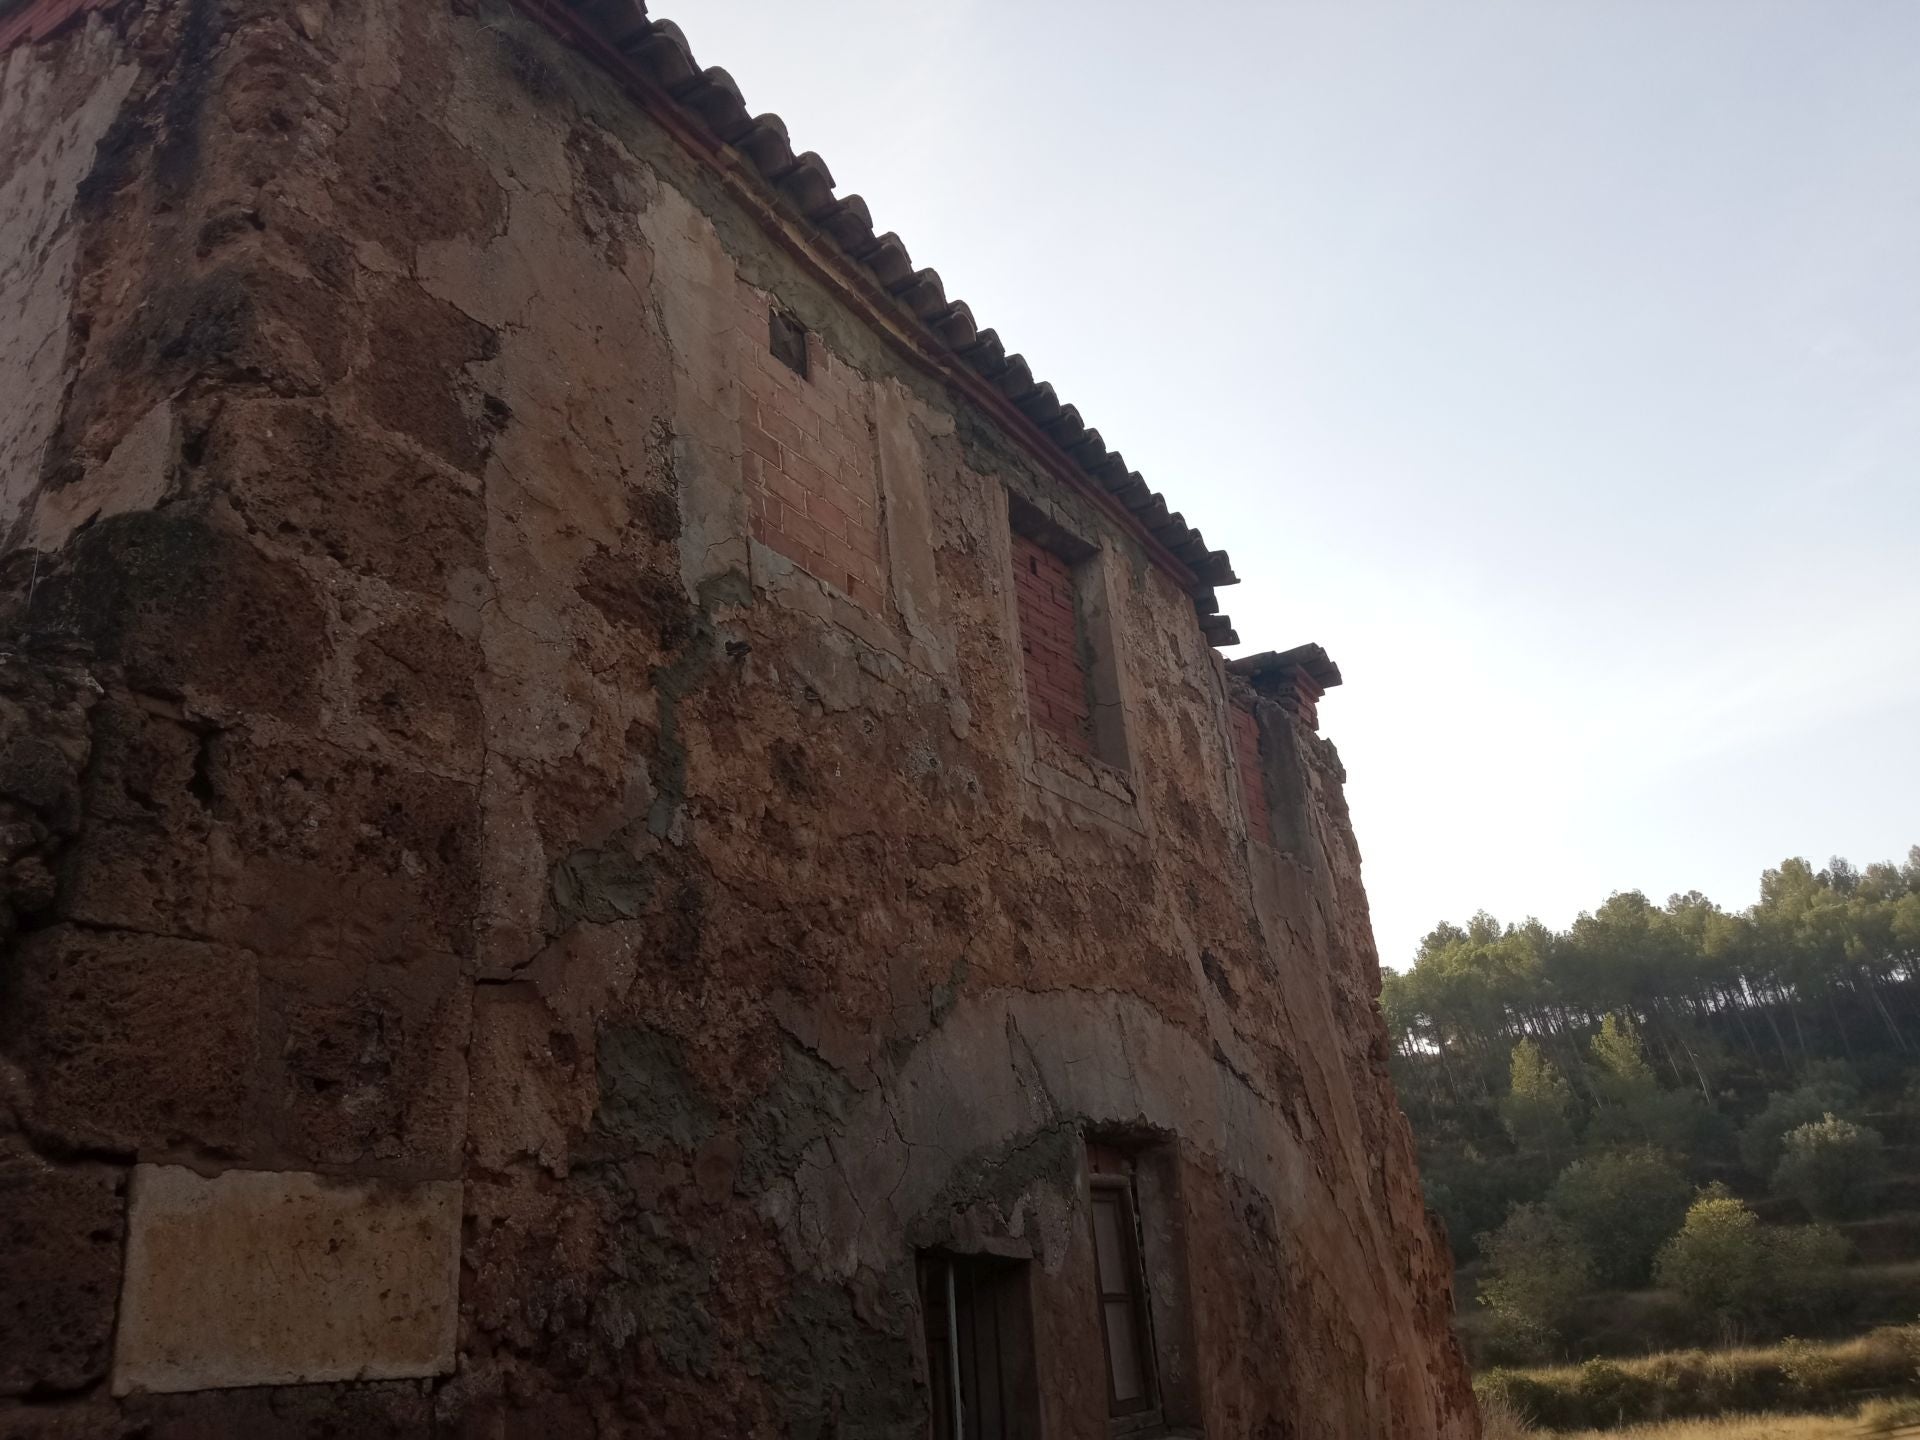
<box><xmin>919</xmin><ymin>1251</ymin><xmax>1040</xmax><ymax>1440</ymax></box>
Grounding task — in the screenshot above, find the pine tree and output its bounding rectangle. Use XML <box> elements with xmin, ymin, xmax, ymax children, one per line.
<box><xmin>1500</xmin><ymin>1037</ymin><xmax>1575</xmax><ymax>1157</ymax></box>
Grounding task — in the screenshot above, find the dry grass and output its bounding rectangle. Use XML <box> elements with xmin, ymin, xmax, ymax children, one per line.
<box><xmin>1544</xmin><ymin>1414</ymin><xmax>1857</xmax><ymax>1439</ymax></box>
<box><xmin>1477</xmin><ymin>1326</ymin><xmax>1920</xmax><ymax>1430</ymax></box>
<box><xmin>1501</xmin><ymin>1328</ymin><xmax>1915</xmax><ymax>1388</ymax></box>
<box><xmin>1493</xmin><ymin>1394</ymin><xmax>1920</xmax><ymax>1437</ymax></box>
<box><xmin>1479</xmin><ymin>1388</ymin><xmax>1534</xmax><ymax>1440</ymax></box>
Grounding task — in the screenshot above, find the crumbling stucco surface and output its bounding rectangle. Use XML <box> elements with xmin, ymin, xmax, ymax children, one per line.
<box><xmin>0</xmin><ymin>3</ymin><xmax>1476</xmax><ymax>1436</ymax></box>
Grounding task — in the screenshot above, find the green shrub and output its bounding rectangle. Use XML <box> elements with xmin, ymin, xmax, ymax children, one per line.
<box><xmin>1547</xmin><ymin>1146</ymin><xmax>1691</xmax><ymax>1288</ymax></box>
<box><xmin>1772</xmin><ymin>1112</ymin><xmax>1888</xmax><ymax>1219</ymax></box>
<box><xmin>1656</xmin><ymin>1189</ymin><xmax>1770</xmax><ymax>1322</ymax></box>
<box><xmin>1651</xmin><ymin>1183</ymin><xmax>1855</xmax><ymax>1334</ymax></box>
<box><xmin>1739</xmin><ymin>1080</ymin><xmax>1859</xmax><ymax>1177</ymax></box>
<box><xmin>1569</xmin><ymin>1357</ymin><xmax>1643</xmax><ymax>1422</ymax></box>
<box><xmin>1776</xmin><ymin>1335</ymin><xmax>1843</xmax><ymax>1397</ymax></box>
<box><xmin>1476</xmin><ymin>1204</ymin><xmax>1593</xmax><ymax>1360</ymax></box>
<box><xmin>1777</xmin><ymin>1222</ymin><xmax>1851</xmax><ymax>1272</ymax></box>
<box><xmin>1769</xmin><ymin>1221</ymin><xmax>1854</xmax><ymax>1328</ymax></box>
<box><xmin>1425</xmin><ymin>1150</ymin><xmax>1555</xmax><ymax>1264</ymax></box>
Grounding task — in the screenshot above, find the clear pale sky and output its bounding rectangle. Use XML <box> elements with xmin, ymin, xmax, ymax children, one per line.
<box><xmin>684</xmin><ymin>3</ymin><xmax>1920</xmax><ymax>967</ymax></box>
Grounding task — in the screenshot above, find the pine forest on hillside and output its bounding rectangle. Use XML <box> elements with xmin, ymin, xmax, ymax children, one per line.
<box><xmin>1384</xmin><ymin>849</ymin><xmax>1920</xmax><ymax>1432</ymax></box>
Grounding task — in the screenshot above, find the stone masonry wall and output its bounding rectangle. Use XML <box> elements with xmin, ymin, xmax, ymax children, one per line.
<box><xmin>0</xmin><ymin>3</ymin><xmax>1476</xmax><ymax>1437</ymax></box>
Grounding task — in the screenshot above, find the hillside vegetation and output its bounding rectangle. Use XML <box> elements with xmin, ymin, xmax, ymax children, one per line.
<box><xmin>1385</xmin><ymin>849</ymin><xmax>1920</xmax><ymax>1429</ymax></box>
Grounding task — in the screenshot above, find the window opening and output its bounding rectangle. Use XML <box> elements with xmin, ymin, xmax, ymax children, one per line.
<box><xmin>1089</xmin><ymin>1178</ymin><xmax>1158</xmax><ymax>1419</ymax></box>
<box><xmin>769</xmin><ymin>308</ymin><xmax>809</xmax><ymax>377</ymax></box>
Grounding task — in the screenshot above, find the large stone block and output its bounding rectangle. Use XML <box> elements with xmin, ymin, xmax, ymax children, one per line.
<box><xmin>112</xmin><ymin>1165</ymin><xmax>460</xmax><ymax>1395</ymax></box>
<box><xmin>203</xmin><ymin>731</ymin><xmax>481</xmax><ymax>964</ymax></box>
<box><xmin>0</xmin><ymin>1147</ymin><xmax>126</xmax><ymax>1396</ymax></box>
<box><xmin>260</xmin><ymin>956</ymin><xmax>472</xmax><ymax>1176</ymax></box>
<box><xmin>1</xmin><ymin>927</ymin><xmax>258</xmax><ymax>1156</ymax></box>
<box><xmin>29</xmin><ymin>510</ymin><xmax>329</xmax><ymax>727</ymax></box>
<box><xmin>203</xmin><ymin>400</ymin><xmax>486</xmax><ymax>596</ymax></box>
<box><xmin>55</xmin><ymin>694</ymin><xmax>215</xmax><ymax>935</ymax></box>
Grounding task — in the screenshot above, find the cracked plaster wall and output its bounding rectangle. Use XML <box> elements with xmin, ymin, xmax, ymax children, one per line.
<box><xmin>0</xmin><ymin>2</ymin><xmax>1475</xmax><ymax>1437</ymax></box>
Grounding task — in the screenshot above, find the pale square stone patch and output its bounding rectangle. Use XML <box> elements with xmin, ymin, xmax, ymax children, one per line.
<box><xmin>111</xmin><ymin>1165</ymin><xmax>460</xmax><ymax>1395</ymax></box>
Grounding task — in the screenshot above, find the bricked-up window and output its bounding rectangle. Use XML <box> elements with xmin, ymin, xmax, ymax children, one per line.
<box><xmin>1087</xmin><ymin>1154</ymin><xmax>1159</xmax><ymax>1422</ymax></box>
<box><xmin>920</xmin><ymin>1252</ymin><xmax>1040</xmax><ymax>1440</ymax></box>
<box><xmin>1011</xmin><ymin>531</ymin><xmax>1095</xmax><ymax>756</ymax></box>
<box><xmin>743</xmin><ymin>295</ymin><xmax>885</xmax><ymax>609</ymax></box>
<box><xmin>768</xmin><ymin>308</ymin><xmax>809</xmax><ymax>377</ymax></box>
<box><xmin>1231</xmin><ymin>701</ymin><xmax>1272</xmax><ymax>843</ymax></box>
<box><xmin>1007</xmin><ymin>497</ymin><xmax>1132</xmax><ymax>774</ymax></box>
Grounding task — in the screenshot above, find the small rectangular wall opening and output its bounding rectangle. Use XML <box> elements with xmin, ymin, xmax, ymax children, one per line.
<box><xmin>768</xmin><ymin>308</ymin><xmax>809</xmax><ymax>377</ymax></box>
<box><xmin>918</xmin><ymin>1251</ymin><xmax>1040</xmax><ymax>1440</ymax></box>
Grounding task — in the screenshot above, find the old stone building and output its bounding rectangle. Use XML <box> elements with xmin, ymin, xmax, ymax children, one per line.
<box><xmin>0</xmin><ymin>1</ymin><xmax>1475</xmax><ymax>1435</ymax></box>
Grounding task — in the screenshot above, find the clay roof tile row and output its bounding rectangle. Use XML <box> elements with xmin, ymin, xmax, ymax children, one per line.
<box><xmin>550</xmin><ymin>1</ymin><xmax>1242</xmax><ymax>646</ymax></box>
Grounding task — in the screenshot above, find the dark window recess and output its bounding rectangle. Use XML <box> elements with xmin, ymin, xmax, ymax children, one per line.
<box><xmin>1090</xmin><ymin>1179</ymin><xmax>1158</xmax><ymax>1420</ymax></box>
<box><xmin>921</xmin><ymin>1252</ymin><xmax>1040</xmax><ymax>1440</ymax></box>
<box><xmin>769</xmin><ymin>309</ymin><xmax>809</xmax><ymax>377</ymax></box>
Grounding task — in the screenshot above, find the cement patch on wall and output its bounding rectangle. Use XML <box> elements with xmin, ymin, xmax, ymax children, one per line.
<box><xmin>112</xmin><ymin>1166</ymin><xmax>460</xmax><ymax>1395</ymax></box>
